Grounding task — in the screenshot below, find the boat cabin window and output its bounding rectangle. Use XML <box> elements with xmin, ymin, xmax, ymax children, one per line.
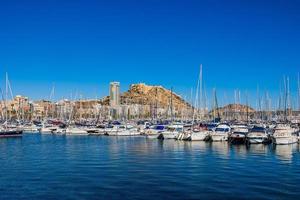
<box><xmin>250</xmin><ymin>127</ymin><xmax>265</xmax><ymax>133</ymax></box>
<box><xmin>215</xmin><ymin>128</ymin><xmax>230</xmax><ymax>132</ymax></box>
<box><xmin>154</xmin><ymin>125</ymin><xmax>165</xmax><ymax>130</ymax></box>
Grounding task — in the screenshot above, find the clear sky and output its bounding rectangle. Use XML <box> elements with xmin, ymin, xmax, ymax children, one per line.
<box><xmin>0</xmin><ymin>0</ymin><xmax>299</xmax><ymax>108</ymax></box>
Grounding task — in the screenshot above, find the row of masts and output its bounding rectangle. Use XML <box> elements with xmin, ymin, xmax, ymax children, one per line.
<box><xmin>1</xmin><ymin>70</ymin><xmax>300</xmax><ymax>123</ymax></box>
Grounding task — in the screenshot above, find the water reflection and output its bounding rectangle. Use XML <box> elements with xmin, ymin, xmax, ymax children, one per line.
<box><xmin>247</xmin><ymin>144</ymin><xmax>269</xmax><ymax>155</ymax></box>
<box><xmin>182</xmin><ymin>141</ymin><xmax>208</xmax><ymax>152</ymax></box>
<box><xmin>210</xmin><ymin>142</ymin><xmax>230</xmax><ymax>158</ymax></box>
<box><xmin>143</xmin><ymin>139</ymin><xmax>300</xmax><ymax>163</ymax></box>
<box><xmin>1</xmin><ymin>134</ymin><xmax>300</xmax><ymax>200</ymax></box>
<box><xmin>272</xmin><ymin>144</ymin><xmax>299</xmax><ymax>163</ymax></box>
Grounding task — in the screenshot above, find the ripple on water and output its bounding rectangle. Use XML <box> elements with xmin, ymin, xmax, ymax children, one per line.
<box><xmin>0</xmin><ymin>134</ymin><xmax>300</xmax><ymax>200</ymax></box>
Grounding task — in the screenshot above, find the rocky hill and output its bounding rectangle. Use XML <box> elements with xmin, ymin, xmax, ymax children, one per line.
<box><xmin>101</xmin><ymin>83</ymin><xmax>192</xmax><ymax>112</ymax></box>
<box><xmin>121</xmin><ymin>83</ymin><xmax>191</xmax><ymax>110</ymax></box>
<box><xmin>210</xmin><ymin>104</ymin><xmax>255</xmax><ymax>116</ymax></box>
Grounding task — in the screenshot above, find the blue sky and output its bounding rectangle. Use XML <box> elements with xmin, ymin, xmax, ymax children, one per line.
<box><xmin>0</xmin><ymin>0</ymin><xmax>299</xmax><ymax>108</ymax></box>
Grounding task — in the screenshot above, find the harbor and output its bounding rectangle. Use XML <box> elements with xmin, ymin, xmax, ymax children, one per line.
<box><xmin>1</xmin><ymin>68</ymin><xmax>300</xmax><ymax>146</ymax></box>
<box><xmin>1</xmin><ymin>0</ymin><xmax>300</xmax><ymax>199</ymax></box>
<box><xmin>1</xmin><ymin>71</ymin><xmax>300</xmax><ymax>199</ymax></box>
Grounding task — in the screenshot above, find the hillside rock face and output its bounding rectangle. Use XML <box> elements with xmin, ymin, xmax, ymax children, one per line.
<box><xmin>215</xmin><ymin>104</ymin><xmax>255</xmax><ymax>113</ymax></box>
<box><xmin>121</xmin><ymin>83</ymin><xmax>191</xmax><ymax>111</ymax></box>
<box><xmin>101</xmin><ymin>83</ymin><xmax>191</xmax><ymax>111</ymax></box>
<box><xmin>209</xmin><ymin>104</ymin><xmax>256</xmax><ymax>120</ymax></box>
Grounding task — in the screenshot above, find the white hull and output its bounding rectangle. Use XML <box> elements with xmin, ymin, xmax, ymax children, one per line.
<box><xmin>246</xmin><ymin>131</ymin><xmax>269</xmax><ymax>144</ymax></box>
<box><xmin>272</xmin><ymin>124</ymin><xmax>299</xmax><ymax>145</ymax></box>
<box><xmin>23</xmin><ymin>128</ymin><xmax>39</xmax><ymax>133</ymax></box>
<box><xmin>115</xmin><ymin>130</ymin><xmax>140</xmax><ymax>136</ymax></box>
<box><xmin>247</xmin><ymin>138</ymin><xmax>266</xmax><ymax>144</ymax></box>
<box><xmin>210</xmin><ymin>133</ymin><xmax>228</xmax><ymax>141</ymax></box>
<box><xmin>88</xmin><ymin>130</ymin><xmax>106</xmax><ymax>135</ymax></box>
<box><xmin>65</xmin><ymin>128</ymin><xmax>88</xmax><ymax>135</ymax></box>
<box><xmin>146</xmin><ymin>134</ymin><xmax>159</xmax><ymax>139</ymax></box>
<box><xmin>39</xmin><ymin>127</ymin><xmax>57</xmax><ymax>134</ymax></box>
<box><xmin>21</xmin><ymin>124</ymin><xmax>39</xmax><ymax>133</ymax></box>
<box><xmin>273</xmin><ymin>136</ymin><xmax>298</xmax><ymax>145</ymax></box>
<box><xmin>104</xmin><ymin>128</ymin><xmax>120</xmax><ymax>135</ymax></box>
<box><xmin>106</xmin><ymin>128</ymin><xmax>140</xmax><ymax>136</ymax></box>
<box><xmin>159</xmin><ymin>132</ymin><xmax>179</xmax><ymax>139</ymax></box>
<box><xmin>181</xmin><ymin>131</ymin><xmax>210</xmax><ymax>141</ymax></box>
<box><xmin>190</xmin><ymin>131</ymin><xmax>210</xmax><ymax>141</ymax></box>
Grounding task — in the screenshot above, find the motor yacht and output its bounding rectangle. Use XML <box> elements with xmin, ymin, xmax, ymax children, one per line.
<box><xmin>228</xmin><ymin>124</ymin><xmax>248</xmax><ymax>144</ymax></box>
<box><xmin>246</xmin><ymin>125</ymin><xmax>271</xmax><ymax>144</ymax></box>
<box><xmin>210</xmin><ymin>124</ymin><xmax>231</xmax><ymax>141</ymax></box>
<box><xmin>272</xmin><ymin>123</ymin><xmax>299</xmax><ymax>145</ymax></box>
<box><xmin>181</xmin><ymin>124</ymin><xmax>210</xmax><ymax>141</ymax></box>
<box><xmin>145</xmin><ymin>125</ymin><xmax>166</xmax><ymax>139</ymax></box>
<box><xmin>158</xmin><ymin>124</ymin><xmax>183</xmax><ymax>140</ymax></box>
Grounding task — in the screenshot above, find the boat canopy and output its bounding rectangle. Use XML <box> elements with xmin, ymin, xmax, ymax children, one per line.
<box><xmin>250</xmin><ymin>126</ymin><xmax>265</xmax><ymax>133</ymax></box>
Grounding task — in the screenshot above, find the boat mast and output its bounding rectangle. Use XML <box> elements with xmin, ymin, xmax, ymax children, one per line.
<box><xmin>298</xmin><ymin>73</ymin><xmax>300</xmax><ymax>112</ymax></box>
<box><xmin>278</xmin><ymin>82</ymin><xmax>282</xmax><ymax>120</ymax></box>
<box><xmin>5</xmin><ymin>72</ymin><xmax>8</xmax><ymax>130</ymax></box>
<box><xmin>246</xmin><ymin>91</ymin><xmax>249</xmax><ymax>123</ymax></box>
<box><xmin>283</xmin><ymin>76</ymin><xmax>287</xmax><ymax>122</ymax></box>
<box><xmin>287</xmin><ymin>77</ymin><xmax>291</xmax><ymax>120</ymax></box>
<box><xmin>170</xmin><ymin>87</ymin><xmax>173</xmax><ymax>122</ymax></box>
<box><xmin>199</xmin><ymin>64</ymin><xmax>203</xmax><ymax>122</ymax></box>
<box><xmin>0</xmin><ymin>88</ymin><xmax>4</xmax><ymax>120</ymax></box>
<box><xmin>192</xmin><ymin>65</ymin><xmax>201</xmax><ymax>126</ymax></box>
<box><xmin>212</xmin><ymin>88</ymin><xmax>220</xmax><ymax>122</ymax></box>
<box><xmin>155</xmin><ymin>87</ymin><xmax>158</xmax><ymax>121</ymax></box>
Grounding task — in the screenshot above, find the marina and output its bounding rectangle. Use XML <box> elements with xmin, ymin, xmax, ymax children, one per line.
<box><xmin>1</xmin><ymin>0</ymin><xmax>300</xmax><ymax>199</ymax></box>
<box><xmin>0</xmin><ymin>64</ymin><xmax>299</xmax><ymax>200</ymax></box>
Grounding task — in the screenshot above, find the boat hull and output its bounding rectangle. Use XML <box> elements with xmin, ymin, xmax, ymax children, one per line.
<box><xmin>185</xmin><ymin>131</ymin><xmax>210</xmax><ymax>141</ymax></box>
<box><xmin>158</xmin><ymin>132</ymin><xmax>179</xmax><ymax>140</ymax></box>
<box><xmin>0</xmin><ymin>130</ymin><xmax>23</xmax><ymax>137</ymax></box>
<box><xmin>272</xmin><ymin>136</ymin><xmax>298</xmax><ymax>145</ymax></box>
<box><xmin>246</xmin><ymin>137</ymin><xmax>270</xmax><ymax>144</ymax></box>
<box><xmin>146</xmin><ymin>134</ymin><xmax>159</xmax><ymax>139</ymax></box>
<box><xmin>229</xmin><ymin>136</ymin><xmax>246</xmax><ymax>144</ymax></box>
<box><xmin>210</xmin><ymin>133</ymin><xmax>228</xmax><ymax>142</ymax></box>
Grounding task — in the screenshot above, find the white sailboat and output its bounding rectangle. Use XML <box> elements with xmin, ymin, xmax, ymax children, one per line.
<box><xmin>180</xmin><ymin>64</ymin><xmax>210</xmax><ymax>141</ymax></box>
<box><xmin>144</xmin><ymin>125</ymin><xmax>166</xmax><ymax>139</ymax></box>
<box><xmin>182</xmin><ymin>126</ymin><xmax>210</xmax><ymax>141</ymax></box>
<box><xmin>158</xmin><ymin>124</ymin><xmax>183</xmax><ymax>140</ymax></box>
<box><xmin>0</xmin><ymin>73</ymin><xmax>23</xmax><ymax>137</ymax></box>
<box><xmin>65</xmin><ymin>126</ymin><xmax>87</xmax><ymax>135</ymax></box>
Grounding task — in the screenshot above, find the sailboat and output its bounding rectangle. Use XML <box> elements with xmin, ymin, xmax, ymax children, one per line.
<box><xmin>0</xmin><ymin>125</ymin><xmax>23</xmax><ymax>137</ymax></box>
<box><xmin>272</xmin><ymin>77</ymin><xmax>299</xmax><ymax>145</ymax></box>
<box><xmin>181</xmin><ymin>64</ymin><xmax>210</xmax><ymax>141</ymax></box>
<box><xmin>0</xmin><ymin>73</ymin><xmax>23</xmax><ymax>137</ymax></box>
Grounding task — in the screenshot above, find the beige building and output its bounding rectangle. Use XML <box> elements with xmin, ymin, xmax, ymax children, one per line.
<box><xmin>0</xmin><ymin>95</ymin><xmax>32</xmax><ymax>120</ymax></box>
<box><xmin>109</xmin><ymin>82</ymin><xmax>120</xmax><ymax>107</ymax></box>
<box><xmin>32</xmin><ymin>100</ymin><xmax>52</xmax><ymax>119</ymax></box>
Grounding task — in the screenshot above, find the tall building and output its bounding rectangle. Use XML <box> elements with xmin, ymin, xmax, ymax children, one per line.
<box><xmin>110</xmin><ymin>82</ymin><xmax>120</xmax><ymax>107</ymax></box>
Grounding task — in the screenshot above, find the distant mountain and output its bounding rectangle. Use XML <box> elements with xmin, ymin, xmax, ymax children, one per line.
<box><xmin>121</xmin><ymin>83</ymin><xmax>191</xmax><ymax>110</ymax></box>
<box><xmin>215</xmin><ymin>104</ymin><xmax>255</xmax><ymax>113</ymax></box>
<box><xmin>102</xmin><ymin>83</ymin><xmax>192</xmax><ymax>111</ymax></box>
<box><xmin>209</xmin><ymin>104</ymin><xmax>255</xmax><ymax>118</ymax></box>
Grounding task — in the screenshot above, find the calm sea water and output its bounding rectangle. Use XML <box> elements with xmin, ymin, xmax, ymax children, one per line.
<box><xmin>1</xmin><ymin>134</ymin><xmax>300</xmax><ymax>200</ymax></box>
